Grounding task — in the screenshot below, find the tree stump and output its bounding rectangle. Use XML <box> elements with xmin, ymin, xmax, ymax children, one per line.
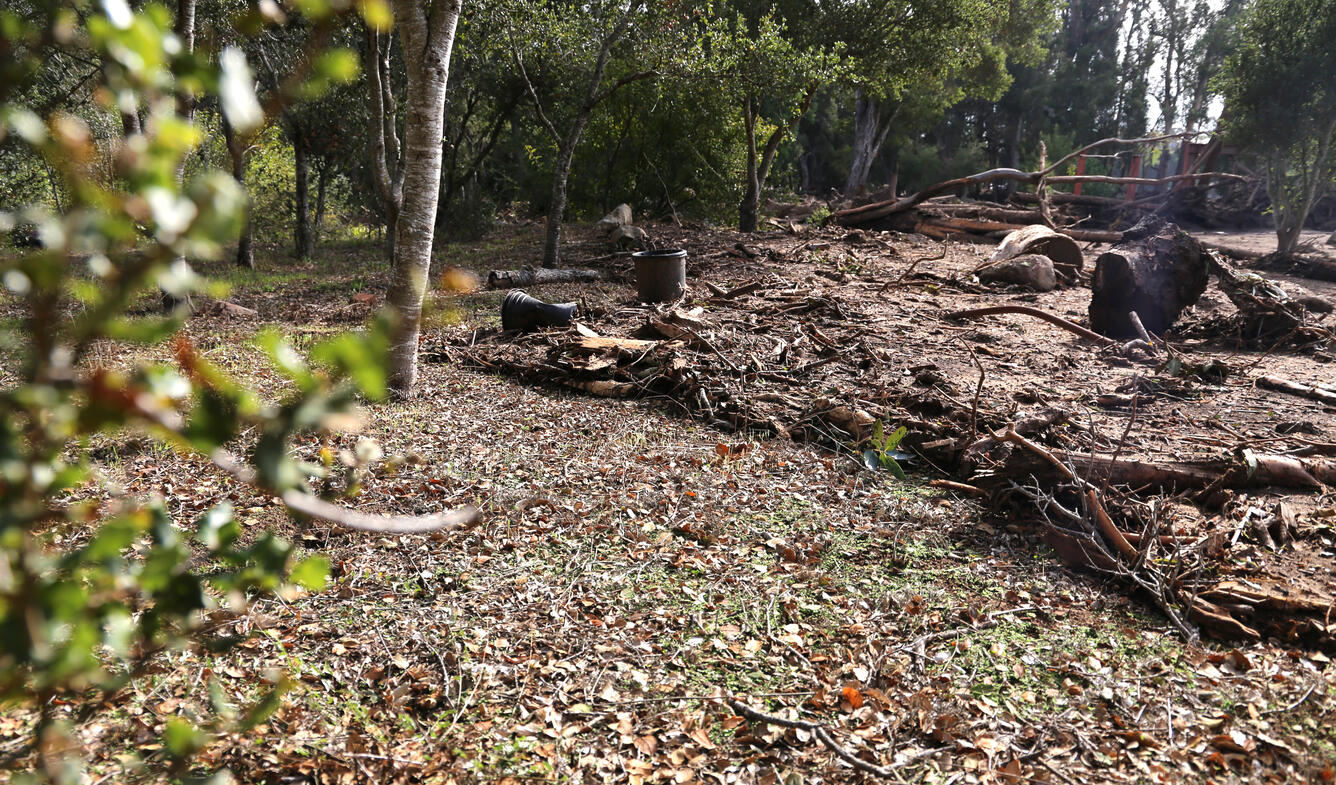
<box><xmin>1089</xmin><ymin>218</ymin><xmax>1208</xmax><ymax>338</ymax></box>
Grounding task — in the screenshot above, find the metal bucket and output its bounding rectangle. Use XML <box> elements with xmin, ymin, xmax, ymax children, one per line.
<box><xmin>632</xmin><ymin>249</ymin><xmax>687</xmax><ymax>303</ymax></box>
<box><xmin>501</xmin><ymin>290</ymin><xmax>577</xmax><ymax>331</ymax></box>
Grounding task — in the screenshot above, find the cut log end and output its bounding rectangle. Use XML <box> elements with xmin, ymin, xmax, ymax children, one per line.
<box><xmin>1089</xmin><ymin>218</ymin><xmax>1208</xmax><ymax>338</ymax></box>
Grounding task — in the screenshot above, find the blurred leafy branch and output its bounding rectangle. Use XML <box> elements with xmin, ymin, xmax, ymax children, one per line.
<box><xmin>0</xmin><ymin>1</ymin><xmax>470</xmax><ymax>781</ymax></box>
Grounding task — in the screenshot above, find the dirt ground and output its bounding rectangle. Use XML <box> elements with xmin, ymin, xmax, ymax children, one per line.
<box><xmin>1195</xmin><ymin>229</ymin><xmax>1336</xmax><ymax>262</ymax></box>
<box><xmin>4</xmin><ymin>220</ymin><xmax>1336</xmax><ymax>784</ymax></box>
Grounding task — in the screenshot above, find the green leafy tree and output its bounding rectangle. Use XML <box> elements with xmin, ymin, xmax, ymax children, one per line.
<box><xmin>839</xmin><ymin>0</ymin><xmax>1056</xmax><ymax>194</ymax></box>
<box><xmin>701</xmin><ymin>9</ymin><xmax>842</xmax><ymax>232</ymax></box>
<box><xmin>1218</xmin><ymin>0</ymin><xmax>1336</xmax><ymax>254</ymax></box>
<box><xmin>491</xmin><ymin>0</ymin><xmax>663</xmax><ymax>267</ymax></box>
<box><xmin>0</xmin><ymin>2</ymin><xmax>471</xmax><ymax>781</ymax></box>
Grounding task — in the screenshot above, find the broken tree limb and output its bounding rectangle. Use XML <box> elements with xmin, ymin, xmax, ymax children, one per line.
<box><xmin>972</xmin><ymin>448</ymin><xmax>1336</xmax><ymax>492</ymax></box>
<box><xmin>726</xmin><ymin>697</ymin><xmax>897</xmax><ymax>779</ymax></box>
<box><xmin>1086</xmin><ymin>489</ymin><xmax>1138</xmax><ymax>560</ymax></box>
<box><xmin>1256</xmin><ymin>375</ymin><xmax>1336</xmax><ymax>405</ymax></box>
<box><xmin>831</xmin><ymin>140</ymin><xmax>1246</xmax><ymax>229</ymax></box>
<box><xmin>1211</xmin><ymin>257</ymin><xmax>1335</xmax><ymax>347</ymax></box>
<box><xmin>921</xmin><ymin>203</ymin><xmax>1046</xmax><ymax>223</ymax></box>
<box><xmin>486</xmin><ymin>266</ymin><xmax>610</xmax><ymax>289</ymax></box>
<box><xmin>1089</xmin><ymin>219</ymin><xmax>1209</xmax><ymax>338</ymax></box>
<box><xmin>208</xmin><ymin>447</ymin><xmax>480</xmax><ymax>534</ymax></box>
<box><xmin>945</xmin><ymin>305</ymin><xmax>1115</xmax><ymax>345</ymax></box>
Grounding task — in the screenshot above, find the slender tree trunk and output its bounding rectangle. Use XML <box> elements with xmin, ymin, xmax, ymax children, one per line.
<box><xmin>738</xmin><ymin>85</ymin><xmax>816</xmax><ymax>232</ymax></box>
<box><xmin>518</xmin><ymin>3</ymin><xmax>647</xmax><ymax>267</ymax></box>
<box><xmin>385</xmin><ymin>0</ymin><xmax>463</xmax><ymax>395</ymax></box>
<box><xmin>366</xmin><ymin>26</ymin><xmax>404</xmax><ymax>263</ymax></box>
<box><xmin>163</xmin><ymin>0</ymin><xmax>196</xmax><ymax>313</ymax></box>
<box><xmin>293</xmin><ymin>132</ymin><xmax>313</xmax><ymax>259</ymax></box>
<box><xmin>542</xmin><ymin>125</ymin><xmax>585</xmax><ymax>268</ymax></box>
<box><xmin>314</xmin><ymin>161</ymin><xmax>330</xmax><ymax>245</ymax></box>
<box><xmin>738</xmin><ymin>93</ymin><xmax>760</xmax><ymax>233</ymax></box>
<box><xmin>220</xmin><ymin>111</ymin><xmax>254</xmax><ymax>269</ymax></box>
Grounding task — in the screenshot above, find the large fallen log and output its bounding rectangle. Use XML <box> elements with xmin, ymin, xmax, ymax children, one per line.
<box><xmin>1088</xmin><ymin>218</ymin><xmax>1209</xmax><ymax>337</ymax></box>
<box><xmin>878</xmin><ymin>210</ymin><xmax>1122</xmax><ymax>244</ymax></box>
<box><xmin>486</xmin><ymin>266</ymin><xmax>611</xmax><ymax>289</ymax></box>
<box><xmin>1254</xmin><ymin>251</ymin><xmax>1336</xmax><ymax>284</ymax></box>
<box><xmin>921</xmin><ymin>203</ymin><xmax>1046</xmax><ymax>223</ymax></box>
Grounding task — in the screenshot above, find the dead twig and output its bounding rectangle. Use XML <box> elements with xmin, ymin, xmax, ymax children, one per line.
<box><xmin>725</xmin><ymin>696</ymin><xmax>896</xmax><ymax>779</ymax></box>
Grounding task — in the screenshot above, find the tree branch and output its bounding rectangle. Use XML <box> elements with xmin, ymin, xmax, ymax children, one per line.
<box><xmin>588</xmin><ymin>69</ymin><xmax>658</xmax><ymax>108</ymax></box>
<box><xmin>726</xmin><ymin>697</ymin><xmax>898</xmax><ymax>779</ymax></box>
<box><xmin>207</xmin><ymin>448</ymin><xmax>480</xmax><ymax>534</ymax></box>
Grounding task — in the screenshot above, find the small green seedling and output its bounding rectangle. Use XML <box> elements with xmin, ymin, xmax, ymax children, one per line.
<box><xmin>863</xmin><ymin>421</ymin><xmax>909</xmax><ymax>479</ymax></box>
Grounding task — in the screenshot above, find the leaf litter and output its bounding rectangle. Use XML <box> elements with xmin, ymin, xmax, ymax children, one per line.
<box><xmin>3</xmin><ymin>225</ymin><xmax>1335</xmax><ymax>783</ymax></box>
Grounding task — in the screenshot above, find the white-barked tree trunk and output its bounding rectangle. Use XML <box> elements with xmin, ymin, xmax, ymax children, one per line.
<box><xmin>383</xmin><ymin>0</ymin><xmax>463</xmax><ymax>394</ymax></box>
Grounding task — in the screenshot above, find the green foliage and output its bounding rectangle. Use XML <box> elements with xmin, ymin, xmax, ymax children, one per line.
<box><xmin>1217</xmin><ymin>0</ymin><xmax>1336</xmax><ymax>251</ymax></box>
<box><xmin>898</xmin><ymin>137</ymin><xmax>990</xmax><ymax>194</ymax></box>
<box><xmin>862</xmin><ymin>421</ymin><xmax>908</xmax><ymax>479</ymax></box>
<box><xmin>0</xmin><ymin>4</ymin><xmax>384</xmax><ymax>781</ymax></box>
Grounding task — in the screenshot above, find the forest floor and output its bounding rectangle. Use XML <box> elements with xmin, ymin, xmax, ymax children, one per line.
<box><xmin>4</xmin><ymin>219</ymin><xmax>1336</xmax><ymax>784</ymax></box>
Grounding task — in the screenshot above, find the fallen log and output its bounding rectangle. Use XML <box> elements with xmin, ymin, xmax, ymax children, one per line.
<box><xmin>922</xmin><ymin>203</ymin><xmax>1046</xmax><ymax>223</ymax></box>
<box><xmin>971</xmin><ymin>447</ymin><xmax>1336</xmax><ymax>492</ymax></box>
<box><xmin>1088</xmin><ymin>218</ymin><xmax>1208</xmax><ymax>338</ymax></box>
<box><xmin>1012</xmin><ymin>191</ymin><xmax>1131</xmax><ymax>208</ymax></box>
<box><xmin>486</xmin><ymin>267</ymin><xmax>611</xmax><ymax>289</ymax></box>
<box><xmin>1254</xmin><ymin>251</ymin><xmax>1336</xmax><ymax>284</ymax></box>
<box><xmin>886</xmin><ymin>211</ymin><xmax>1123</xmax><ymax>244</ymax></box>
<box><xmin>1256</xmin><ymin>375</ymin><xmax>1336</xmax><ymax>406</ymax></box>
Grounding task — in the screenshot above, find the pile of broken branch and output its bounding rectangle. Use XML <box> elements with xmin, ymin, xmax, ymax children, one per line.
<box><xmin>435</xmin><ymin>213</ymin><xmax>1335</xmax><ymax>649</ymax></box>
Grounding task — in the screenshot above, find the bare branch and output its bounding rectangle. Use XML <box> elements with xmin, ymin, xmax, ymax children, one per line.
<box><xmin>207</xmin><ymin>448</ymin><xmax>480</xmax><ymax>534</ymax></box>
<box><xmin>725</xmin><ymin>697</ymin><xmax>898</xmax><ymax>779</ymax></box>
<box><xmin>944</xmin><ymin>305</ymin><xmax>1116</xmax><ymax>346</ymax></box>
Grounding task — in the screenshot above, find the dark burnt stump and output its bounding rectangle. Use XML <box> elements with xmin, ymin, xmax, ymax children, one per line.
<box><xmin>1089</xmin><ymin>218</ymin><xmax>1209</xmax><ymax>338</ymax></box>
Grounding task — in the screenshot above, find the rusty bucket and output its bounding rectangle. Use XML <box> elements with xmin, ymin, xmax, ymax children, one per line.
<box><xmin>632</xmin><ymin>249</ymin><xmax>687</xmax><ymax>303</ymax></box>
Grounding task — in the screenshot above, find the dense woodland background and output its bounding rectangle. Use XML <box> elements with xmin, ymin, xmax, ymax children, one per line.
<box><xmin>4</xmin><ymin>0</ymin><xmax>1301</xmax><ymax>259</ymax></box>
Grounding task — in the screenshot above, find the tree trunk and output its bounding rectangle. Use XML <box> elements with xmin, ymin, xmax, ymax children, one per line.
<box><xmin>845</xmin><ymin>92</ymin><xmax>894</xmax><ymax>195</ymax></box>
<box><xmin>542</xmin><ymin>133</ymin><xmax>581</xmax><ymax>268</ymax></box>
<box><xmin>163</xmin><ymin>0</ymin><xmax>196</xmax><ymax>313</ymax></box>
<box><xmin>385</xmin><ymin>0</ymin><xmax>463</xmax><ymax>395</ymax></box>
<box><xmin>314</xmin><ymin>160</ymin><xmax>330</xmax><ymax>245</ymax></box>
<box><xmin>293</xmin><ymin>132</ymin><xmax>313</xmax><ymax>259</ymax></box>
<box><xmin>366</xmin><ymin>26</ymin><xmax>404</xmax><ymax>263</ymax></box>
<box><xmin>1276</xmin><ymin>219</ymin><xmax>1304</xmax><ymax>256</ymax></box>
<box><xmin>220</xmin><ymin>110</ymin><xmax>254</xmax><ymax>269</ymax></box>
<box><xmin>738</xmin><ymin>93</ymin><xmax>760</xmax><ymax>233</ymax></box>
<box><xmin>845</xmin><ymin>91</ymin><xmax>877</xmax><ymax>194</ymax></box>
<box><xmin>738</xmin><ymin>85</ymin><xmax>816</xmax><ymax>232</ymax></box>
